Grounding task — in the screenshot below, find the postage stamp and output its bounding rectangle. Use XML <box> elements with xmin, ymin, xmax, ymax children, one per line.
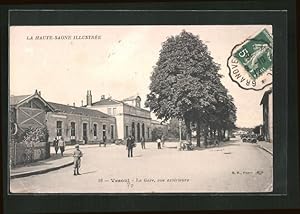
<box><xmin>227</xmin><ymin>28</ymin><xmax>273</xmax><ymax>90</ymax></box>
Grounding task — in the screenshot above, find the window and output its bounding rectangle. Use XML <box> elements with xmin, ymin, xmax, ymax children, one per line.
<box><xmin>71</xmin><ymin>122</ymin><xmax>76</xmax><ymax>136</ymax></box>
<box><xmin>93</xmin><ymin>124</ymin><xmax>97</xmax><ymax>137</ymax></box>
<box><xmin>113</xmin><ymin>108</ymin><xmax>117</xmax><ymax>115</ymax></box>
<box><xmin>136</xmin><ymin>100</ymin><xmax>141</xmax><ymax>108</ymax></box>
<box><xmin>103</xmin><ymin>124</ymin><xmax>106</xmax><ymax>137</ymax></box>
<box><xmin>83</xmin><ymin>123</ymin><xmax>88</xmax><ymax>137</ymax></box>
<box><xmin>125</xmin><ymin>126</ymin><xmax>129</xmax><ymax>138</ymax></box>
<box><xmin>56</xmin><ymin>121</ymin><xmax>62</xmax><ymax>136</ymax></box>
<box><xmin>107</xmin><ymin>108</ymin><xmax>111</xmax><ymax>115</ymax></box>
<box><xmin>111</xmin><ymin>125</ymin><xmax>114</xmax><ymax>139</ymax></box>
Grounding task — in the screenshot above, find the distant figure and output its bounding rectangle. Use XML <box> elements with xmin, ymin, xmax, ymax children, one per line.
<box><xmin>127</xmin><ymin>136</ymin><xmax>134</xmax><ymax>158</ymax></box>
<box><xmin>103</xmin><ymin>135</ymin><xmax>107</xmax><ymax>147</ymax></box>
<box><xmin>53</xmin><ymin>137</ymin><xmax>59</xmax><ymax>154</ymax></box>
<box><xmin>141</xmin><ymin>136</ymin><xmax>146</xmax><ymax>149</ymax></box>
<box><xmin>58</xmin><ymin>137</ymin><xmax>66</xmax><ymax>156</ymax></box>
<box><xmin>157</xmin><ymin>138</ymin><xmax>162</xmax><ymax>149</ymax></box>
<box><xmin>83</xmin><ymin>136</ymin><xmax>88</xmax><ymax>144</ymax></box>
<box><xmin>161</xmin><ymin>135</ymin><xmax>165</xmax><ymax>147</ymax></box>
<box><xmin>73</xmin><ymin>144</ymin><xmax>83</xmax><ymax>176</ymax></box>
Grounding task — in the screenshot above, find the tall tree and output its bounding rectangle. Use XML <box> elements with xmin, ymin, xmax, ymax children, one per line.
<box><xmin>146</xmin><ymin>30</ymin><xmax>235</xmax><ymax>146</ymax></box>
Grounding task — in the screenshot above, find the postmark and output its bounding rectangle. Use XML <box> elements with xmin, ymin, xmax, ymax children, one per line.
<box><xmin>227</xmin><ymin>28</ymin><xmax>273</xmax><ymax>90</ymax></box>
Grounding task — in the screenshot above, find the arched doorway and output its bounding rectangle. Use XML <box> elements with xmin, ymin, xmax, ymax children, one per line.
<box><xmin>137</xmin><ymin>123</ymin><xmax>141</xmax><ymax>142</ymax></box>
<box><xmin>142</xmin><ymin>123</ymin><xmax>145</xmax><ymax>139</ymax></box>
<box><xmin>131</xmin><ymin>122</ymin><xmax>135</xmax><ymax>140</ymax></box>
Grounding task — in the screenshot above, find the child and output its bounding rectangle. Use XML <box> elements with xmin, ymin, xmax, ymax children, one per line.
<box><xmin>73</xmin><ymin>144</ymin><xmax>83</xmax><ymax>176</ymax></box>
<box><xmin>157</xmin><ymin>138</ymin><xmax>162</xmax><ymax>149</ymax></box>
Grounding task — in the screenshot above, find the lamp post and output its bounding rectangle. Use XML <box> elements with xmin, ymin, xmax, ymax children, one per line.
<box><xmin>178</xmin><ymin>119</ymin><xmax>182</xmax><ymax>150</ymax></box>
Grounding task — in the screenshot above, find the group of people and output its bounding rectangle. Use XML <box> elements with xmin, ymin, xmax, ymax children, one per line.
<box><xmin>53</xmin><ymin>137</ymin><xmax>66</xmax><ymax>156</ymax></box>
<box><xmin>53</xmin><ymin>135</ymin><xmax>166</xmax><ymax>175</ymax></box>
<box><xmin>126</xmin><ymin>135</ymin><xmax>165</xmax><ymax>157</ymax></box>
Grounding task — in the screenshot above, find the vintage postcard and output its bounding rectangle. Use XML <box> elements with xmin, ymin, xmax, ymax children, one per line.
<box><xmin>9</xmin><ymin>25</ymin><xmax>273</xmax><ymax>193</ymax></box>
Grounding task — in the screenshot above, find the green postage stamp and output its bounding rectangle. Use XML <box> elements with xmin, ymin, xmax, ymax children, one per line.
<box><xmin>227</xmin><ymin>28</ymin><xmax>273</xmax><ymax>90</ymax></box>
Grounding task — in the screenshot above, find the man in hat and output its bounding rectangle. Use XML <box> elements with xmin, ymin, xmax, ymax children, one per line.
<box><xmin>126</xmin><ymin>136</ymin><xmax>135</xmax><ymax>158</ymax></box>
<box><xmin>73</xmin><ymin>144</ymin><xmax>83</xmax><ymax>175</ymax></box>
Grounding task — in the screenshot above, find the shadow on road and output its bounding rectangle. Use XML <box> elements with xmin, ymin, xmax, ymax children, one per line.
<box><xmin>80</xmin><ymin>170</ymin><xmax>97</xmax><ymax>175</ymax></box>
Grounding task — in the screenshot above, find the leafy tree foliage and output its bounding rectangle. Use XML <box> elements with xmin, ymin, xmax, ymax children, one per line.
<box><xmin>146</xmin><ymin>30</ymin><xmax>236</xmax><ymax>146</ymax></box>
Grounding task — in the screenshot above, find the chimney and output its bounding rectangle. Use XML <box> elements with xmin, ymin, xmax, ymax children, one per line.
<box><xmin>73</xmin><ymin>102</ymin><xmax>75</xmax><ymax>107</ymax></box>
<box><xmin>38</xmin><ymin>91</ymin><xmax>41</xmax><ymax>96</ymax></box>
<box><xmin>81</xmin><ymin>100</ymin><xmax>83</xmax><ymax>107</ymax></box>
<box><xmin>101</xmin><ymin>95</ymin><xmax>105</xmax><ymax>100</ymax></box>
<box><xmin>86</xmin><ymin>90</ymin><xmax>92</xmax><ymax>106</ymax></box>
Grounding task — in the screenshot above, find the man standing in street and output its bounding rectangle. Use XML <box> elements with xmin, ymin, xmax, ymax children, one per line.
<box><xmin>58</xmin><ymin>137</ymin><xmax>66</xmax><ymax>156</ymax></box>
<box><xmin>73</xmin><ymin>144</ymin><xmax>83</xmax><ymax>176</ymax></box>
<box><xmin>127</xmin><ymin>136</ymin><xmax>134</xmax><ymax>158</ymax></box>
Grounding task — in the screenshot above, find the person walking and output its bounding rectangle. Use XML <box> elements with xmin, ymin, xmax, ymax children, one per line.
<box><xmin>73</xmin><ymin>144</ymin><xmax>83</xmax><ymax>176</ymax></box>
<box><xmin>53</xmin><ymin>137</ymin><xmax>59</xmax><ymax>154</ymax></box>
<box><xmin>127</xmin><ymin>136</ymin><xmax>134</xmax><ymax>158</ymax></box>
<box><xmin>58</xmin><ymin>137</ymin><xmax>66</xmax><ymax>156</ymax></box>
<box><xmin>141</xmin><ymin>136</ymin><xmax>146</xmax><ymax>149</ymax></box>
<box><xmin>157</xmin><ymin>137</ymin><xmax>162</xmax><ymax>149</ymax></box>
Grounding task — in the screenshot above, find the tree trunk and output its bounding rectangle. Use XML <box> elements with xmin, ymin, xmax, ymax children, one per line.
<box><xmin>184</xmin><ymin>119</ymin><xmax>192</xmax><ymax>143</ymax></box>
<box><xmin>196</xmin><ymin>121</ymin><xmax>201</xmax><ymax>147</ymax></box>
<box><xmin>223</xmin><ymin>129</ymin><xmax>226</xmax><ymax>141</ymax></box>
<box><xmin>218</xmin><ymin>129</ymin><xmax>222</xmax><ymax>141</ymax></box>
<box><xmin>204</xmin><ymin>125</ymin><xmax>208</xmax><ymax>146</ymax></box>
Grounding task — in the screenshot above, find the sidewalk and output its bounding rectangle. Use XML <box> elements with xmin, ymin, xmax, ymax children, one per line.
<box><xmin>257</xmin><ymin>141</ymin><xmax>273</xmax><ymax>155</ymax></box>
<box><xmin>10</xmin><ymin>144</ymin><xmax>99</xmax><ymax>179</ymax></box>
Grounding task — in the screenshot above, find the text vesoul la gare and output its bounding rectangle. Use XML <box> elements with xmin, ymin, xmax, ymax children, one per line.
<box><xmin>27</xmin><ymin>35</ymin><xmax>102</xmax><ymax>40</ymax></box>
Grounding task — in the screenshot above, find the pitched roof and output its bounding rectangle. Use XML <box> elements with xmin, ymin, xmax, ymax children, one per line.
<box><xmin>90</xmin><ymin>97</ymin><xmax>150</xmax><ymax>114</ymax></box>
<box><xmin>122</xmin><ymin>95</ymin><xmax>140</xmax><ymax>101</ymax></box>
<box><xmin>10</xmin><ymin>91</ymin><xmax>55</xmax><ymax>112</ymax></box>
<box><xmin>10</xmin><ymin>95</ymin><xmax>31</xmax><ymax>105</ymax></box>
<box><xmin>91</xmin><ymin>98</ymin><xmax>121</xmax><ymax>106</ymax></box>
<box><xmin>48</xmin><ymin>102</ymin><xmax>113</xmax><ymax>118</ymax></box>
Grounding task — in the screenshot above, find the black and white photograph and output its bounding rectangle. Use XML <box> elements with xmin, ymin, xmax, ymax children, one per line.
<box><xmin>8</xmin><ymin>25</ymin><xmax>274</xmax><ymax>193</ymax></box>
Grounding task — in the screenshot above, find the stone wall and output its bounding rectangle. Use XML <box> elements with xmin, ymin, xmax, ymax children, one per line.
<box><xmin>10</xmin><ymin>141</ymin><xmax>50</xmax><ymax>166</ymax></box>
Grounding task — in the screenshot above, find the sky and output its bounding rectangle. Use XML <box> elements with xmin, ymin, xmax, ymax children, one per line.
<box><xmin>10</xmin><ymin>25</ymin><xmax>272</xmax><ymax>128</ymax></box>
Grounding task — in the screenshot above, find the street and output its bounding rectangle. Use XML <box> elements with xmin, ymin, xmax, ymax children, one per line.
<box><xmin>10</xmin><ymin>138</ymin><xmax>273</xmax><ymax>193</ymax></box>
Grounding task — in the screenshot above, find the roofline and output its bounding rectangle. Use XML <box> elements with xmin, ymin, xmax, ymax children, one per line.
<box><xmin>48</xmin><ymin>101</ymin><xmax>115</xmax><ymax>118</ymax></box>
<box><xmin>91</xmin><ymin>98</ymin><xmax>150</xmax><ymax>113</ymax></box>
<box><xmin>14</xmin><ymin>92</ymin><xmax>55</xmax><ymax>112</ymax></box>
<box><xmin>121</xmin><ymin>102</ymin><xmax>150</xmax><ymax>113</ymax></box>
<box><xmin>90</xmin><ymin>98</ymin><xmax>123</xmax><ymax>106</ymax></box>
<box><xmin>122</xmin><ymin>95</ymin><xmax>141</xmax><ymax>101</ymax></box>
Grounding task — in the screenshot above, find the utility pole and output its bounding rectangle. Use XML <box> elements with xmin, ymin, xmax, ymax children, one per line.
<box><xmin>178</xmin><ymin>119</ymin><xmax>182</xmax><ymax>150</ymax></box>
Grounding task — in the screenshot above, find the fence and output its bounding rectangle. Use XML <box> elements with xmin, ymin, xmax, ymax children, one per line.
<box><xmin>10</xmin><ymin>140</ymin><xmax>50</xmax><ymax>167</ymax></box>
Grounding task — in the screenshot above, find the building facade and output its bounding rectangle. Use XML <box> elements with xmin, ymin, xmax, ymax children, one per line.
<box><xmin>10</xmin><ymin>90</ymin><xmax>116</xmax><ymax>145</ymax></box>
<box><xmin>260</xmin><ymin>88</ymin><xmax>273</xmax><ymax>143</ymax></box>
<box><xmin>85</xmin><ymin>91</ymin><xmax>152</xmax><ymax>141</ymax></box>
<box><xmin>46</xmin><ymin>102</ymin><xmax>116</xmax><ymax>144</ymax></box>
